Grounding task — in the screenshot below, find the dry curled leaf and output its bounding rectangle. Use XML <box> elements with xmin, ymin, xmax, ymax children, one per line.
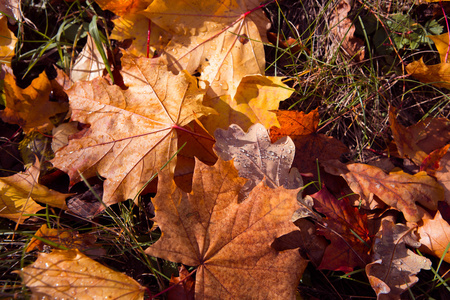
<box><xmin>323</xmin><ymin>160</ymin><xmax>445</xmax><ymax>222</ymax></box>
<box><xmin>0</xmin><ymin>69</ymin><xmax>69</xmax><ymax>133</ymax></box>
<box><xmin>0</xmin><ymin>159</ymin><xmax>69</xmax><ymax>224</ymax></box>
<box><xmin>145</xmin><ymin>158</ymin><xmax>307</xmax><ymax>299</ymax></box>
<box><xmin>312</xmin><ymin>187</ymin><xmax>371</xmax><ymax>272</ymax></box>
<box><xmin>366</xmin><ymin>220</ymin><xmax>432</xmax><ymax>299</ymax></box>
<box><xmin>70</xmin><ymin>33</ymin><xmax>106</xmax><ymax>82</ymax></box>
<box><xmin>18</xmin><ymin>249</ymin><xmax>146</xmax><ymax>299</ymax></box>
<box><xmin>51</xmin><ymin>55</ymin><xmax>215</xmax><ymax>207</ymax></box>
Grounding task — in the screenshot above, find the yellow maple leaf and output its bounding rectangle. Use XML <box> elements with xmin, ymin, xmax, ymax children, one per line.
<box><xmin>406</xmin><ymin>33</ymin><xmax>450</xmax><ymax>89</ymax></box>
<box><xmin>0</xmin><ymin>15</ymin><xmax>17</xmax><ymax>66</ymax></box>
<box><xmin>0</xmin><ymin>160</ymin><xmax>69</xmax><ymax>224</ymax></box>
<box><xmin>17</xmin><ymin>249</ymin><xmax>146</xmax><ymax>299</ymax></box>
<box><xmin>0</xmin><ymin>69</ymin><xmax>69</xmax><ymax>133</ymax></box>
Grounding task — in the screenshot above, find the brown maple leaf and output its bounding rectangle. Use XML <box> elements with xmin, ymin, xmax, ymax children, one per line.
<box><xmin>312</xmin><ymin>187</ymin><xmax>371</xmax><ymax>272</ymax></box>
<box><xmin>145</xmin><ymin>158</ymin><xmax>307</xmax><ymax>299</ymax></box>
<box><xmin>51</xmin><ymin>55</ymin><xmax>216</xmax><ymax>207</ymax></box>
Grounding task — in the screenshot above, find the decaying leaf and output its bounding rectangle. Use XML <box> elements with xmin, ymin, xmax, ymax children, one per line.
<box><xmin>167</xmin><ymin>265</ymin><xmax>195</xmax><ymax>300</ymax></box>
<box><xmin>323</xmin><ymin>160</ymin><xmax>445</xmax><ymax>222</ymax></box>
<box><xmin>51</xmin><ymin>55</ymin><xmax>215</xmax><ymax>206</ymax></box>
<box><xmin>214</xmin><ymin>123</ymin><xmax>302</xmax><ymax>196</ymax></box>
<box><xmin>329</xmin><ymin>0</ymin><xmax>365</xmax><ymax>61</ymax></box>
<box><xmin>26</xmin><ymin>224</ymin><xmax>96</xmax><ymax>253</ymax></box>
<box><xmin>145</xmin><ymin>158</ymin><xmax>307</xmax><ymax>299</ymax></box>
<box><xmin>0</xmin><ymin>69</ymin><xmax>69</xmax><ymax>133</ymax></box>
<box><xmin>0</xmin><ymin>15</ymin><xmax>17</xmax><ymax>66</ymax></box>
<box><xmin>389</xmin><ymin>107</ymin><xmax>427</xmax><ymax>165</ymax></box>
<box><xmin>70</xmin><ymin>33</ymin><xmax>106</xmax><ymax>82</ymax></box>
<box><xmin>418</xmin><ymin>210</ymin><xmax>450</xmax><ymax>263</ymax></box>
<box><xmin>17</xmin><ymin>249</ymin><xmax>146</xmax><ymax>299</ymax></box>
<box><xmin>407</xmin><ymin>117</ymin><xmax>450</xmax><ymax>154</ymax></box>
<box><xmin>270</xmin><ymin>109</ymin><xmax>349</xmax><ymax>176</ymax></box>
<box><xmin>406</xmin><ymin>33</ymin><xmax>450</xmax><ymax>89</ymax></box>
<box><xmin>312</xmin><ymin>187</ymin><xmax>371</xmax><ymax>272</ymax></box>
<box><xmin>0</xmin><ymin>159</ymin><xmax>69</xmax><ymax>224</ymax></box>
<box><xmin>366</xmin><ymin>220</ymin><xmax>432</xmax><ymax>299</ymax></box>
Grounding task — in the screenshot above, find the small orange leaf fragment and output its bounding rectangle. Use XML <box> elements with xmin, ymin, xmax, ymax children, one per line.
<box><xmin>418</xmin><ymin>211</ymin><xmax>450</xmax><ymax>263</ymax></box>
<box><xmin>18</xmin><ymin>249</ymin><xmax>146</xmax><ymax>299</ymax></box>
<box><xmin>0</xmin><ymin>15</ymin><xmax>17</xmax><ymax>66</ymax></box>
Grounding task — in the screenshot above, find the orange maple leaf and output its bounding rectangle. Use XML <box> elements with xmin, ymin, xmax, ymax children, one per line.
<box><xmin>51</xmin><ymin>55</ymin><xmax>216</xmax><ymax>207</ymax></box>
<box><xmin>145</xmin><ymin>158</ymin><xmax>307</xmax><ymax>299</ymax></box>
<box><xmin>0</xmin><ymin>69</ymin><xmax>69</xmax><ymax>133</ymax></box>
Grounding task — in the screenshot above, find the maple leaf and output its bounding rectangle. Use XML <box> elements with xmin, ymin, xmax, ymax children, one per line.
<box><xmin>201</xmin><ymin>75</ymin><xmax>294</xmax><ymax>133</ymax></box>
<box><xmin>215</xmin><ymin>123</ymin><xmax>302</xmax><ymax>194</ymax></box>
<box><xmin>366</xmin><ymin>220</ymin><xmax>432</xmax><ymax>299</ymax></box>
<box><xmin>141</xmin><ymin>0</ymin><xmax>269</xmax><ymax>100</ymax></box>
<box><xmin>418</xmin><ymin>210</ymin><xmax>450</xmax><ymax>263</ymax></box>
<box><xmin>0</xmin><ymin>159</ymin><xmax>69</xmax><ymax>224</ymax></box>
<box><xmin>70</xmin><ymin>33</ymin><xmax>106</xmax><ymax>82</ymax></box>
<box><xmin>323</xmin><ymin>160</ymin><xmax>445</xmax><ymax>222</ymax></box>
<box><xmin>17</xmin><ymin>249</ymin><xmax>146</xmax><ymax>299</ymax></box>
<box><xmin>311</xmin><ymin>187</ymin><xmax>371</xmax><ymax>272</ymax></box>
<box><xmin>270</xmin><ymin>109</ymin><xmax>349</xmax><ymax>176</ymax></box>
<box><xmin>51</xmin><ymin>55</ymin><xmax>216</xmax><ymax>206</ymax></box>
<box><xmin>0</xmin><ymin>69</ymin><xmax>69</xmax><ymax>133</ymax></box>
<box><xmin>406</xmin><ymin>33</ymin><xmax>450</xmax><ymax>89</ymax></box>
<box><xmin>0</xmin><ymin>15</ymin><xmax>17</xmax><ymax>66</ymax></box>
<box><xmin>145</xmin><ymin>158</ymin><xmax>307</xmax><ymax>299</ymax></box>
<box><xmin>389</xmin><ymin>107</ymin><xmax>427</xmax><ymax>165</ymax></box>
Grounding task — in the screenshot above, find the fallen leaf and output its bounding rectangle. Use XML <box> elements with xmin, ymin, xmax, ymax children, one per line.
<box><xmin>167</xmin><ymin>265</ymin><xmax>195</xmax><ymax>300</ymax></box>
<box><xmin>269</xmin><ymin>109</ymin><xmax>318</xmax><ymax>143</ymax></box>
<box><xmin>0</xmin><ymin>69</ymin><xmax>69</xmax><ymax>133</ymax></box>
<box><xmin>408</xmin><ymin>117</ymin><xmax>450</xmax><ymax>154</ymax></box>
<box><xmin>312</xmin><ymin>187</ymin><xmax>371</xmax><ymax>272</ymax></box>
<box><xmin>366</xmin><ymin>220</ymin><xmax>432</xmax><ymax>299</ymax></box>
<box><xmin>0</xmin><ymin>1</ymin><xmax>21</xmax><ymax>24</ymax></box>
<box><xmin>406</xmin><ymin>33</ymin><xmax>450</xmax><ymax>89</ymax></box>
<box><xmin>389</xmin><ymin>107</ymin><xmax>427</xmax><ymax>165</ymax></box>
<box><xmin>95</xmin><ymin>0</ymin><xmax>150</xmax><ymax>16</ymax></box>
<box><xmin>0</xmin><ymin>159</ymin><xmax>69</xmax><ymax>224</ymax></box>
<box><xmin>418</xmin><ymin>210</ymin><xmax>450</xmax><ymax>263</ymax></box>
<box><xmin>436</xmin><ymin>147</ymin><xmax>450</xmax><ymax>203</ymax></box>
<box><xmin>17</xmin><ymin>249</ymin><xmax>146</xmax><ymax>299</ymax></box>
<box><xmin>270</xmin><ymin>109</ymin><xmax>349</xmax><ymax>176</ymax></box>
<box><xmin>214</xmin><ymin>123</ymin><xmax>302</xmax><ymax>196</ymax></box>
<box><xmin>0</xmin><ymin>15</ymin><xmax>17</xmax><ymax>66</ymax></box>
<box><xmin>322</xmin><ymin>160</ymin><xmax>445</xmax><ymax>222</ymax></box>
<box><xmin>141</xmin><ymin>0</ymin><xmax>269</xmax><ymax>101</ymax></box>
<box><xmin>26</xmin><ymin>224</ymin><xmax>96</xmax><ymax>252</ymax></box>
<box><xmin>329</xmin><ymin>0</ymin><xmax>365</xmax><ymax>61</ymax></box>
<box><xmin>201</xmin><ymin>75</ymin><xmax>293</xmax><ymax>133</ymax></box>
<box><xmin>420</xmin><ymin>144</ymin><xmax>450</xmax><ymax>175</ymax></box>
<box><xmin>51</xmin><ymin>55</ymin><xmax>215</xmax><ymax>206</ymax></box>
<box><xmin>272</xmin><ymin>218</ymin><xmax>329</xmax><ymax>267</ymax></box>
<box><xmin>70</xmin><ymin>33</ymin><xmax>106</xmax><ymax>82</ymax></box>
<box><xmin>145</xmin><ymin>158</ymin><xmax>307</xmax><ymax>299</ymax></box>
<box><xmin>51</xmin><ymin>121</ymin><xmax>79</xmax><ymax>153</ymax></box>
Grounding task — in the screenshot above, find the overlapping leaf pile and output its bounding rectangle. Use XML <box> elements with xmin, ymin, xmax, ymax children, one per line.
<box><xmin>1</xmin><ymin>0</ymin><xmax>450</xmax><ymax>299</ymax></box>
